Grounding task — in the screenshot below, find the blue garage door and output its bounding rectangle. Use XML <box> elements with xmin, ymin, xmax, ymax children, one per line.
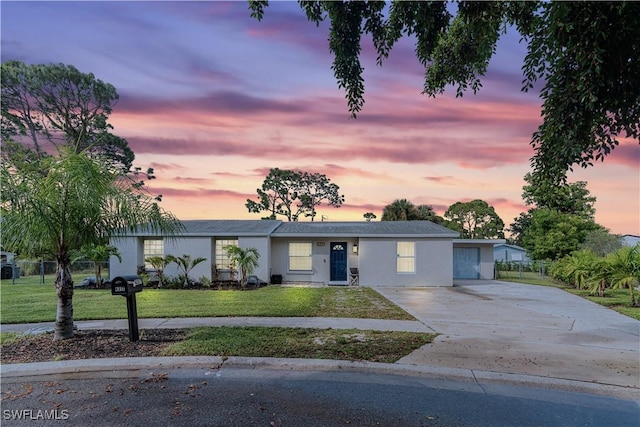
<box><xmin>453</xmin><ymin>248</ymin><xmax>480</xmax><ymax>279</ymax></box>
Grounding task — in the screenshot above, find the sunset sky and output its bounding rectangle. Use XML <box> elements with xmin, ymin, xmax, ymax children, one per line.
<box><xmin>1</xmin><ymin>1</ymin><xmax>638</xmax><ymax>235</ymax></box>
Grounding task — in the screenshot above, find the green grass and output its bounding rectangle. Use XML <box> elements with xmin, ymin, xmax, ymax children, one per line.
<box><xmin>497</xmin><ymin>271</ymin><xmax>640</xmax><ymax>321</ymax></box>
<box><xmin>0</xmin><ymin>278</ymin><xmax>413</xmax><ymax>324</ymax></box>
<box><xmin>163</xmin><ymin>326</ymin><xmax>435</xmax><ymax>363</ymax></box>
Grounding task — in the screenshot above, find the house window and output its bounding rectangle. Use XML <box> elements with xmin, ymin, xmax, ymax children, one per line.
<box><xmin>144</xmin><ymin>239</ymin><xmax>164</xmax><ymax>269</ymax></box>
<box><xmin>289</xmin><ymin>242</ymin><xmax>313</xmax><ymax>271</ymax></box>
<box><xmin>397</xmin><ymin>242</ymin><xmax>415</xmax><ymax>273</ymax></box>
<box><xmin>216</xmin><ymin>239</ymin><xmax>238</xmax><ymax>270</ymax></box>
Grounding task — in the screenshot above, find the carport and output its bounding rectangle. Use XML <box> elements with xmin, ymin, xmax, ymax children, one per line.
<box><xmin>453</xmin><ymin>239</ymin><xmax>504</xmax><ymax>280</ymax></box>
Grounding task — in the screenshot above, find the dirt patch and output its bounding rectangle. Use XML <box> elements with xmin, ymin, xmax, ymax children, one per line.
<box><xmin>1</xmin><ymin>329</ymin><xmax>187</xmax><ymax>364</ymax></box>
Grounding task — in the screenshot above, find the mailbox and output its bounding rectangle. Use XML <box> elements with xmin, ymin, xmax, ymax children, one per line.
<box><xmin>111</xmin><ymin>275</ymin><xmax>143</xmax><ymax>296</ymax></box>
<box><xmin>110</xmin><ymin>275</ymin><xmax>143</xmax><ymax>342</ymax></box>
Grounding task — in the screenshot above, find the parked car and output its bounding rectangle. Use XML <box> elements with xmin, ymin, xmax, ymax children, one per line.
<box><xmin>75</xmin><ymin>276</ymin><xmax>111</xmax><ymax>289</ymax></box>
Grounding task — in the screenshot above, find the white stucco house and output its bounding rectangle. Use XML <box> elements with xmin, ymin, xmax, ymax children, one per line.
<box><xmin>109</xmin><ymin>220</ymin><xmax>503</xmax><ymax>287</ymax></box>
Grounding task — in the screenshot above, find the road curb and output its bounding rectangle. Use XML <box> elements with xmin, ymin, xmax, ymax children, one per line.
<box><xmin>2</xmin><ymin>356</ymin><xmax>638</xmax><ymax>402</ymax></box>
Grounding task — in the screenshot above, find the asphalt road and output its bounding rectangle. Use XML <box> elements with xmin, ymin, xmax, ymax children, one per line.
<box><xmin>2</xmin><ymin>367</ymin><xmax>638</xmax><ymax>427</ymax></box>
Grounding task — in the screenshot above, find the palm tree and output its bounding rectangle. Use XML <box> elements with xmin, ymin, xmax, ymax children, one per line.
<box><xmin>560</xmin><ymin>250</ymin><xmax>599</xmax><ymax>289</ymax></box>
<box><xmin>73</xmin><ymin>243</ymin><xmax>122</xmax><ymax>288</ymax></box>
<box><xmin>381</xmin><ymin>199</ymin><xmax>417</xmax><ymax>221</ymax></box>
<box><xmin>166</xmin><ymin>254</ymin><xmax>207</xmax><ymax>287</ymax></box>
<box><xmin>145</xmin><ymin>255</ymin><xmax>174</xmax><ymax>287</ymax></box>
<box><xmin>603</xmin><ymin>245</ymin><xmax>640</xmax><ymax>307</ymax></box>
<box><xmin>1</xmin><ymin>148</ymin><xmax>182</xmax><ymax>340</ymax></box>
<box><xmin>226</xmin><ymin>245</ymin><xmax>260</xmax><ymax>289</ymax></box>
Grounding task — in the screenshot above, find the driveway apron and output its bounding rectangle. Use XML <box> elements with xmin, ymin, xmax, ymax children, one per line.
<box><xmin>375</xmin><ymin>281</ymin><xmax>640</xmax><ymax>389</ymax></box>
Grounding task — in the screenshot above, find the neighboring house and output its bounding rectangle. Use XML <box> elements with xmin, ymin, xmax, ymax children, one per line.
<box><xmin>621</xmin><ymin>234</ymin><xmax>640</xmax><ymax>247</ymax></box>
<box><xmin>493</xmin><ymin>244</ymin><xmax>531</xmax><ymax>264</ymax></box>
<box><xmin>109</xmin><ymin>220</ymin><xmax>504</xmax><ymax>287</ymax></box>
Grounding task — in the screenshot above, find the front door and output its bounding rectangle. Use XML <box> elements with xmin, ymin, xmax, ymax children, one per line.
<box><xmin>330</xmin><ymin>242</ymin><xmax>348</xmax><ymax>281</ymax></box>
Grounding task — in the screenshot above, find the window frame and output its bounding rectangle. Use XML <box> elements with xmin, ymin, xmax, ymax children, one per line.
<box><xmin>288</xmin><ymin>242</ymin><xmax>313</xmax><ymax>272</ymax></box>
<box><xmin>143</xmin><ymin>239</ymin><xmax>164</xmax><ymax>269</ymax></box>
<box><xmin>396</xmin><ymin>241</ymin><xmax>416</xmax><ymax>274</ymax></box>
<box><xmin>215</xmin><ymin>238</ymin><xmax>239</xmax><ymax>271</ymax></box>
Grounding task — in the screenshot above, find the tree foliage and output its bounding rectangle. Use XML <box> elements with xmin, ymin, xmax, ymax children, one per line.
<box><xmin>1</xmin><ymin>61</ymin><xmax>134</xmax><ymax>171</ymax></box>
<box><xmin>226</xmin><ymin>245</ymin><xmax>260</xmax><ymax>289</ymax></box>
<box><xmin>246</xmin><ymin>168</ymin><xmax>344</xmax><ymax>221</ymax></box>
<box><xmin>249</xmin><ymin>1</ymin><xmax>640</xmax><ymax>182</ymax></box>
<box><xmin>72</xmin><ymin>243</ymin><xmax>122</xmax><ymax>289</ymax></box>
<box><xmin>381</xmin><ymin>199</ymin><xmax>443</xmax><ymax>223</ymax></box>
<box><xmin>521</xmin><ymin>173</ymin><xmax>596</xmax><ymax>219</ymax></box>
<box><xmin>166</xmin><ymin>254</ymin><xmax>207</xmax><ymax>287</ymax></box>
<box><xmin>444</xmin><ymin>199</ymin><xmax>504</xmax><ymax>239</ymax></box>
<box><xmin>521</xmin><ymin>208</ymin><xmax>600</xmax><ymax>261</ymax></box>
<box><xmin>1</xmin><ymin>148</ymin><xmax>182</xmax><ymax>339</ymax></box>
<box><xmin>579</xmin><ymin>229</ymin><xmax>623</xmax><ymax>257</ymax></box>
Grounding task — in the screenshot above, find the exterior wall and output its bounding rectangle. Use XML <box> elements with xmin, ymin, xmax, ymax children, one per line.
<box><xmin>359</xmin><ymin>238</ymin><xmax>453</xmax><ymax>287</ymax></box>
<box><xmin>454</xmin><ymin>242</ymin><xmax>495</xmax><ymax>279</ymax></box>
<box><xmin>270</xmin><ymin>237</ymin><xmax>359</xmax><ymax>284</ymax></box>
<box><xmin>164</xmin><ymin>237</ymin><xmax>212</xmax><ymax>281</ymax></box>
<box><xmin>109</xmin><ymin>237</ymin><xmax>141</xmax><ymax>278</ymax></box>
<box><xmin>238</xmin><ymin>236</ymin><xmax>271</xmax><ymax>283</ymax></box>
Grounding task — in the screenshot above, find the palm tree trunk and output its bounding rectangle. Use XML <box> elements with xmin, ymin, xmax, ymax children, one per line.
<box><xmin>54</xmin><ymin>253</ymin><xmax>74</xmax><ymax>340</ymax></box>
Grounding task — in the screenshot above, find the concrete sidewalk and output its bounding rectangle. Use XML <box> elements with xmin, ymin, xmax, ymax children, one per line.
<box><xmin>2</xmin><ymin>281</ymin><xmax>639</xmax><ymax>401</ymax></box>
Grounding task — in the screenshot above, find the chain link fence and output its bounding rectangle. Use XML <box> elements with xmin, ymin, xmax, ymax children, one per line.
<box><xmin>6</xmin><ymin>260</ymin><xmax>109</xmax><ymax>284</ymax></box>
<box><xmin>494</xmin><ymin>260</ymin><xmax>547</xmax><ymax>280</ymax></box>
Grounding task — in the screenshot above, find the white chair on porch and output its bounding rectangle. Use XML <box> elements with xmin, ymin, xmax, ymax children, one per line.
<box><xmin>349</xmin><ymin>268</ymin><xmax>359</xmax><ymax>286</ymax></box>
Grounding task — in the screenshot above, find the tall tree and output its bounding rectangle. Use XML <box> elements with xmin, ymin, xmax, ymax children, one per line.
<box><xmin>444</xmin><ymin>200</ymin><xmax>505</xmax><ymax>239</ymax></box>
<box><xmin>297</xmin><ymin>171</ymin><xmax>345</xmax><ymax>221</ymax></box>
<box><xmin>510</xmin><ymin>173</ymin><xmax>597</xmax><ymax>246</ymax></box>
<box><xmin>521</xmin><ymin>208</ymin><xmax>600</xmax><ymax>260</ymax></box>
<box><xmin>521</xmin><ymin>173</ymin><xmax>596</xmax><ymax>219</ymax></box>
<box><xmin>1</xmin><ymin>61</ymin><xmax>134</xmax><ymax>171</ymax></box>
<box><xmin>1</xmin><ymin>148</ymin><xmax>182</xmax><ymax>340</ymax></box>
<box><xmin>249</xmin><ymin>1</ymin><xmax>640</xmax><ymax>183</ymax></box>
<box><xmin>246</xmin><ymin>168</ymin><xmax>343</xmax><ymax>221</ymax></box>
<box><xmin>381</xmin><ymin>199</ymin><xmax>417</xmax><ymax>221</ymax></box>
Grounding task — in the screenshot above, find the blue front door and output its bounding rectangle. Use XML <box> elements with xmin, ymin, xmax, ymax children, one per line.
<box><xmin>330</xmin><ymin>242</ymin><xmax>348</xmax><ymax>281</ymax></box>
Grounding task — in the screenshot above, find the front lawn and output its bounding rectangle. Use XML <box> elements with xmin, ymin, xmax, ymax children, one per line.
<box><xmin>163</xmin><ymin>326</ymin><xmax>435</xmax><ymax>363</ymax></box>
<box><xmin>0</xmin><ymin>281</ymin><xmax>414</xmax><ymax>324</ymax></box>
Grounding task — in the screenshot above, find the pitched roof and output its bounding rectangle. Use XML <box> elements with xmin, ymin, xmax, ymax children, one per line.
<box><xmin>272</xmin><ymin>221</ymin><xmax>459</xmax><ymax>237</ymax></box>
<box><xmin>179</xmin><ymin>220</ymin><xmax>282</xmax><ymax>236</ymax></box>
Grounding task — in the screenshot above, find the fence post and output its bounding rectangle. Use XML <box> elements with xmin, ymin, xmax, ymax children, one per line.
<box><xmin>40</xmin><ymin>259</ymin><xmax>45</xmax><ymax>284</ymax></box>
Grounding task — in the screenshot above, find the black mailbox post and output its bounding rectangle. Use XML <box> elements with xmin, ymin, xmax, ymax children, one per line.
<box><xmin>111</xmin><ymin>275</ymin><xmax>143</xmax><ymax>342</ymax></box>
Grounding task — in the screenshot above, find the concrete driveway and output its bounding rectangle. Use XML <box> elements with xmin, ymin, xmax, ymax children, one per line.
<box><xmin>375</xmin><ymin>280</ymin><xmax>640</xmax><ymax>389</ymax></box>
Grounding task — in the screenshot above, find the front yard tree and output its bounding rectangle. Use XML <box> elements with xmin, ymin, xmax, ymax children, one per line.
<box><xmin>1</xmin><ymin>147</ymin><xmax>182</xmax><ymax>340</ymax></box>
<box><xmin>246</xmin><ymin>168</ymin><xmax>344</xmax><ymax>221</ymax></box>
<box><xmin>444</xmin><ymin>200</ymin><xmax>505</xmax><ymax>239</ymax></box>
<box><xmin>248</xmin><ymin>2</ymin><xmax>640</xmax><ymax>184</ymax></box>
<box><xmin>72</xmin><ymin>243</ymin><xmax>121</xmax><ymax>289</ymax></box>
<box><xmin>226</xmin><ymin>245</ymin><xmax>260</xmax><ymax>289</ymax></box>
<box><xmin>1</xmin><ymin>61</ymin><xmax>134</xmax><ymax>172</ymax></box>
